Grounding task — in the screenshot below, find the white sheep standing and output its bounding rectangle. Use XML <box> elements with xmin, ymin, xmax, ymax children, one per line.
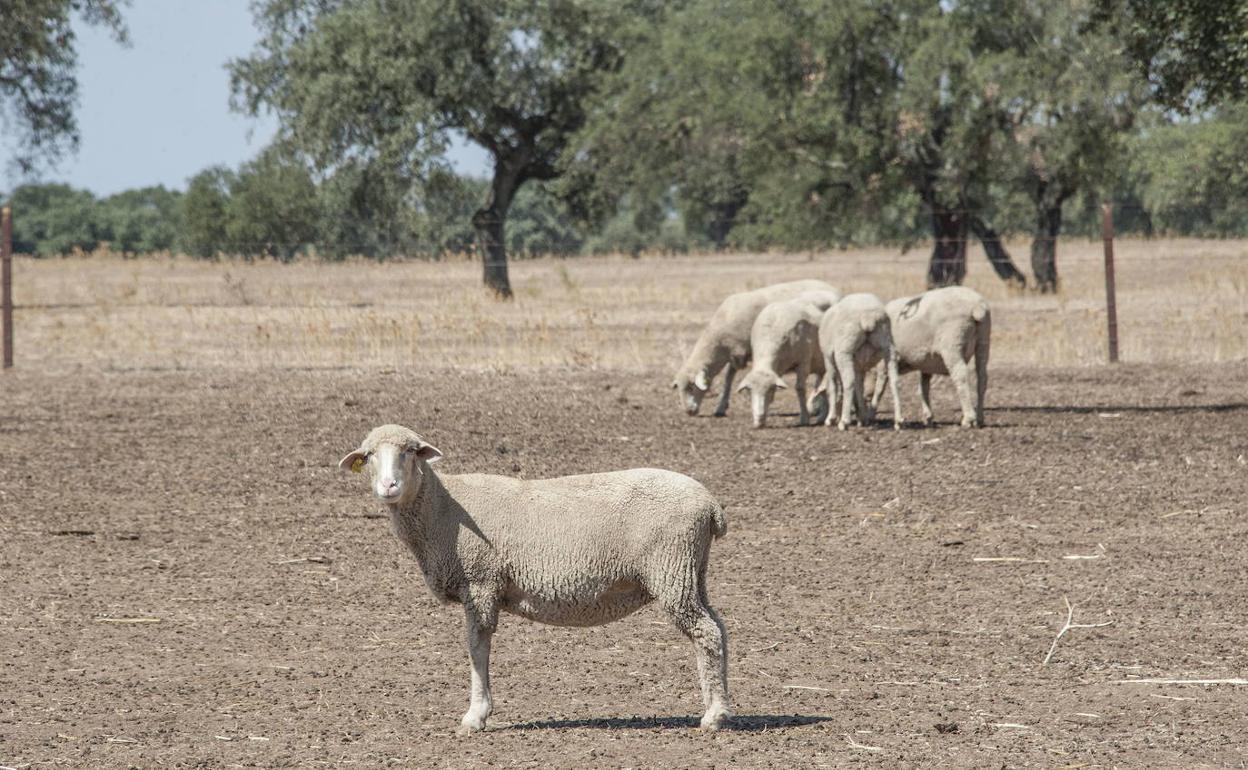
<box><xmin>818</xmin><ymin>292</ymin><xmax>902</xmax><ymax>430</ymax></box>
<box><xmin>673</xmin><ymin>279</ymin><xmax>840</xmax><ymax>417</ymax></box>
<box><xmin>735</xmin><ymin>292</ymin><xmax>840</xmax><ymax>428</ymax></box>
<box><xmin>870</xmin><ymin>286</ymin><xmax>991</xmax><ymax>428</ymax></box>
<box><xmin>339</xmin><ymin>425</ymin><xmax>730</xmax><ymax>734</ymax></box>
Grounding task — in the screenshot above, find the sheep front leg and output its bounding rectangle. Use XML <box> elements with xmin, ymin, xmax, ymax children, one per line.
<box><xmin>459</xmin><ymin>601</ymin><xmax>496</xmax><ymax>735</ymax></box>
<box><xmin>714</xmin><ymin>364</ymin><xmax>736</xmax><ymax>417</ymax></box>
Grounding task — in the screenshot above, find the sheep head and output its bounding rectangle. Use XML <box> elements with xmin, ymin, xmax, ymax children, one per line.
<box><xmin>672</xmin><ymin>368</ymin><xmax>710</xmax><ymax>416</ymax></box>
<box><xmin>735</xmin><ymin>370</ymin><xmax>787</xmax><ymax>428</ymax></box>
<box><xmin>340</xmin><ymin>424</ymin><xmax>443</xmax><ymax>505</ymax></box>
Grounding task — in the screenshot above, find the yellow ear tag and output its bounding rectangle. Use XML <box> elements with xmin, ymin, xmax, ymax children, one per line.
<box><xmin>351</xmin><ymin>457</ymin><xmax>365</xmax><ymax>473</ymax></box>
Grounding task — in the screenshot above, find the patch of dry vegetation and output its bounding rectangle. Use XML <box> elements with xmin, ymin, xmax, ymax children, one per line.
<box><xmin>9</xmin><ymin>238</ymin><xmax>1247</xmax><ymax>372</ymax></box>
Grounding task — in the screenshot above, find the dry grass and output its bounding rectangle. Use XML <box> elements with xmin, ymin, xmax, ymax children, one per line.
<box><xmin>8</xmin><ymin>238</ymin><xmax>1247</xmax><ymax>372</ymax></box>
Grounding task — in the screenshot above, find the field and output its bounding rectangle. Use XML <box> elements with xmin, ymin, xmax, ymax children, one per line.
<box><xmin>2</xmin><ymin>240</ymin><xmax>1247</xmax><ymax>768</ymax></box>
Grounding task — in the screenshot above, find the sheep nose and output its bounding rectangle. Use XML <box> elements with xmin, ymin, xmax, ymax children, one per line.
<box><xmin>378</xmin><ymin>478</ymin><xmax>400</xmax><ymax>494</ymax></box>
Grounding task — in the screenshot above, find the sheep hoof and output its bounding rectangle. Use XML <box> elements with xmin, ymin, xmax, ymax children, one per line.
<box><xmin>893</xmin><ymin>422</ymin><xmax>902</xmax><ymax>432</ymax></box>
<box><xmin>836</xmin><ymin>421</ymin><xmax>848</xmax><ymax>431</ymax></box>
<box><xmin>712</xmin><ymin>409</ymin><xmax>728</xmax><ymax>418</ymax></box>
<box><xmin>700</xmin><ymin>708</ymin><xmax>730</xmax><ymax>731</ymax></box>
<box><xmin>458</xmin><ymin>715</ymin><xmax>487</xmax><ymax>736</ymax></box>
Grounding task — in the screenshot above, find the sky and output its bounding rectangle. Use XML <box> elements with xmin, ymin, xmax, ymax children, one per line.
<box><xmin>2</xmin><ymin>0</ymin><xmax>488</xmax><ymax>197</ymax></box>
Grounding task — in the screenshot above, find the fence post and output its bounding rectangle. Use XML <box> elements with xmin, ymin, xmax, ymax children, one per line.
<box><xmin>1100</xmin><ymin>202</ymin><xmax>1119</xmax><ymax>364</ymax></box>
<box><xmin>2</xmin><ymin>206</ymin><xmax>11</xmax><ymax>369</ymax></box>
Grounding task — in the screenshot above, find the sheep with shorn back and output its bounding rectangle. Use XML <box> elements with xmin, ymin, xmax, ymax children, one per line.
<box><xmin>871</xmin><ymin>286</ymin><xmax>991</xmax><ymax>428</ymax></box>
<box><xmin>818</xmin><ymin>292</ymin><xmax>902</xmax><ymax>431</ymax></box>
<box><xmin>735</xmin><ymin>292</ymin><xmax>840</xmax><ymax>428</ymax></box>
<box><xmin>340</xmin><ymin>425</ymin><xmax>730</xmax><ymax>734</ymax></box>
<box><xmin>672</xmin><ymin>279</ymin><xmax>840</xmax><ymax>417</ymax></box>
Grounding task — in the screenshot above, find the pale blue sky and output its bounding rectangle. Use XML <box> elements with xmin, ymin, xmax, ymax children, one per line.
<box><xmin>3</xmin><ymin>0</ymin><xmax>488</xmax><ymax>196</ymax></box>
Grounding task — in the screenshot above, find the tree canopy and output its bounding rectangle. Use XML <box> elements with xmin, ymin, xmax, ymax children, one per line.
<box><xmin>230</xmin><ymin>0</ymin><xmax>659</xmax><ymax>296</ymax></box>
<box><xmin>0</xmin><ymin>0</ymin><xmax>128</xmax><ymax>172</ymax></box>
<box><xmin>1097</xmin><ymin>0</ymin><xmax>1248</xmax><ymax>110</ymax></box>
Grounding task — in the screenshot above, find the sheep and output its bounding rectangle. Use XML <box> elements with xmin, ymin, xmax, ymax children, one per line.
<box><xmin>672</xmin><ymin>279</ymin><xmax>840</xmax><ymax>417</ymax></box>
<box><xmin>734</xmin><ymin>293</ymin><xmax>835</xmax><ymax>428</ymax></box>
<box><xmin>339</xmin><ymin>424</ymin><xmax>730</xmax><ymax>734</ymax></box>
<box><xmin>817</xmin><ymin>292</ymin><xmax>902</xmax><ymax>430</ymax></box>
<box><xmin>870</xmin><ymin>286</ymin><xmax>991</xmax><ymax>428</ymax></box>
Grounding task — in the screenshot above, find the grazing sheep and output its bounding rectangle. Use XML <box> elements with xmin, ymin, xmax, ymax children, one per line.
<box><xmin>735</xmin><ymin>295</ymin><xmax>830</xmax><ymax>428</ymax></box>
<box><xmin>871</xmin><ymin>286</ymin><xmax>991</xmax><ymax>428</ymax></box>
<box><xmin>673</xmin><ymin>279</ymin><xmax>840</xmax><ymax>417</ymax></box>
<box><xmin>339</xmin><ymin>425</ymin><xmax>730</xmax><ymax>734</ymax></box>
<box><xmin>818</xmin><ymin>292</ymin><xmax>902</xmax><ymax>430</ymax></box>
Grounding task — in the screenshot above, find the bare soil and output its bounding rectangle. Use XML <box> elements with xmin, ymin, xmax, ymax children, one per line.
<box><xmin>2</xmin><ymin>363</ymin><xmax>1247</xmax><ymax>768</ymax></box>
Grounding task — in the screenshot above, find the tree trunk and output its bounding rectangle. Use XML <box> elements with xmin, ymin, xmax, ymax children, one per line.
<box><xmin>969</xmin><ymin>216</ymin><xmax>1027</xmax><ymax>289</ymax></box>
<box><xmin>926</xmin><ymin>207</ymin><xmax>968</xmax><ymax>287</ymax></box>
<box><xmin>473</xmin><ymin>162</ymin><xmax>522</xmax><ymax>299</ymax></box>
<box><xmin>473</xmin><ymin>206</ymin><xmax>512</xmax><ymax>298</ymax></box>
<box><xmin>1030</xmin><ymin>205</ymin><xmax>1062</xmax><ymax>293</ymax></box>
<box><xmin>707</xmin><ymin>194</ymin><xmax>746</xmax><ymax>248</ymax></box>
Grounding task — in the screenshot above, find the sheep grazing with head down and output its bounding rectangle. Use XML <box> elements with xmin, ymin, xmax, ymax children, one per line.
<box><xmin>672</xmin><ymin>279</ymin><xmax>840</xmax><ymax>417</ymax></box>
<box><xmin>871</xmin><ymin>286</ymin><xmax>991</xmax><ymax>428</ymax></box>
<box><xmin>818</xmin><ymin>292</ymin><xmax>902</xmax><ymax>431</ymax></box>
<box><xmin>340</xmin><ymin>425</ymin><xmax>730</xmax><ymax>734</ymax></box>
<box><xmin>735</xmin><ymin>293</ymin><xmax>836</xmax><ymax>428</ymax></box>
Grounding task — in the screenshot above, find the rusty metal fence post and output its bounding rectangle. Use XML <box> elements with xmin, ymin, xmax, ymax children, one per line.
<box><xmin>1100</xmin><ymin>202</ymin><xmax>1119</xmax><ymax>364</ymax></box>
<box><xmin>2</xmin><ymin>206</ymin><xmax>12</xmax><ymax>369</ymax></box>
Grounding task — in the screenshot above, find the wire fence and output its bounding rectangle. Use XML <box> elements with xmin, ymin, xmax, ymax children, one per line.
<box><xmin>3</xmin><ymin>202</ymin><xmax>1248</xmax><ymax>372</ymax></box>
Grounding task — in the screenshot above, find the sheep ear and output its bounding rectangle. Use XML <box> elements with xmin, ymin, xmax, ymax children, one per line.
<box><xmin>416</xmin><ymin>443</ymin><xmax>443</xmax><ymax>464</ymax></box>
<box><xmin>339</xmin><ymin>450</ymin><xmax>367</xmax><ymax>473</ymax></box>
<box><xmin>694</xmin><ymin>371</ymin><xmax>709</xmax><ymax>391</ymax></box>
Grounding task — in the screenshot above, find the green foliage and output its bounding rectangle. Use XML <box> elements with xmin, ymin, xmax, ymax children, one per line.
<box><xmin>1130</xmin><ymin>104</ymin><xmax>1248</xmax><ymax>236</ymax></box>
<box><xmin>0</xmin><ymin>0</ymin><xmax>128</xmax><ymax>172</ymax></box>
<box><xmin>178</xmin><ymin>168</ymin><xmax>233</xmax><ymax>258</ymax></box>
<box><xmin>97</xmin><ymin>186</ymin><xmax>182</xmax><ymax>253</ymax></box>
<box><xmin>230</xmin><ymin>0</ymin><xmax>662</xmax><ymax>290</ymax></box>
<box><xmin>1097</xmin><ymin>0</ymin><xmax>1248</xmax><ymax>110</ymax></box>
<box><xmin>505</xmin><ymin>182</ymin><xmax>583</xmax><ymax>258</ymax></box>
<box><xmin>7</xmin><ymin>183</ymin><xmax>100</xmax><ymax>255</ymax></box>
<box><xmin>225</xmin><ymin>149</ymin><xmax>320</xmax><ymax>260</ymax></box>
<box><xmin>9</xmin><ymin>0</ymin><xmax>1248</xmax><ymax>265</ymax></box>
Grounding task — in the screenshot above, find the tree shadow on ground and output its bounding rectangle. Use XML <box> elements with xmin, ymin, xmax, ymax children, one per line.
<box><xmin>988</xmin><ymin>402</ymin><xmax>1248</xmax><ymax>415</ymax></box>
<box><xmin>506</xmin><ymin>713</ymin><xmax>832</xmax><ymax>732</ymax></box>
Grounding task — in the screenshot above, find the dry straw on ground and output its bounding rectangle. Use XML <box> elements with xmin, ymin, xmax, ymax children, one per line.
<box><xmin>10</xmin><ymin>238</ymin><xmax>1247</xmax><ymax>371</ymax></box>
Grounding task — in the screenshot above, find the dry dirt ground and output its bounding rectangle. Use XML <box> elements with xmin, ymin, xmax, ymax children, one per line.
<box><xmin>2</xmin><ymin>361</ymin><xmax>1247</xmax><ymax>769</ymax></box>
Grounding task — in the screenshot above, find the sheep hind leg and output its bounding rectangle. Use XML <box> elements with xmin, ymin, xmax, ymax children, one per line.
<box><xmin>659</xmin><ymin>595</ymin><xmax>730</xmax><ymax>730</ymax></box>
<box><xmin>942</xmin><ymin>350</ymin><xmax>977</xmax><ymax>428</ymax></box>
<box><xmin>918</xmin><ymin>373</ymin><xmax>934</xmax><ymax>427</ymax></box>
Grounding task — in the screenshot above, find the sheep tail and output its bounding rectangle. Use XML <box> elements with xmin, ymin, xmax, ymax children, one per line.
<box><xmin>860</xmin><ymin>307</ymin><xmax>886</xmax><ymax>333</ymax></box>
<box><xmin>711</xmin><ymin>504</ymin><xmax>728</xmax><ymax>539</ymax></box>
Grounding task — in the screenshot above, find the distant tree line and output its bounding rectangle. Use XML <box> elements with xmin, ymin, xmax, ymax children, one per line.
<box><xmin>6</xmin><ymin>105</ymin><xmax>1248</xmax><ymax>261</ymax></box>
<box><xmin>4</xmin><ymin>0</ymin><xmax>1248</xmax><ymax>294</ymax></box>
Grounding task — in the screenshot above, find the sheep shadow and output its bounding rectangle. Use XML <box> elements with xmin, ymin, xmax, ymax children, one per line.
<box><xmin>506</xmin><ymin>714</ymin><xmax>832</xmax><ymax>732</ymax></box>
<box><xmin>988</xmin><ymin>402</ymin><xmax>1248</xmax><ymax>416</ymax></box>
